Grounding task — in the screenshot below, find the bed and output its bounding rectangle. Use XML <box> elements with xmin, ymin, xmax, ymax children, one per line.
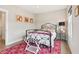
<box><xmin>24</xmin><ymin>23</ymin><xmax>57</xmax><ymax>53</ymax></box>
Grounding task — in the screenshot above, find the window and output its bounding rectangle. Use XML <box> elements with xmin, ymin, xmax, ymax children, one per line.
<box><xmin>68</xmin><ymin>6</ymin><xmax>72</xmax><ymax>40</ymax></box>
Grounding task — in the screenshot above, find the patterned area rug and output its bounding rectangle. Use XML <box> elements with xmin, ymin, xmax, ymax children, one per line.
<box><xmin>0</xmin><ymin>40</ymin><xmax>61</xmax><ymax>54</ymax></box>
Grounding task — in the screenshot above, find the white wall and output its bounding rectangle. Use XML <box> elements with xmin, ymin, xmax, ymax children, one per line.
<box><xmin>0</xmin><ymin>6</ymin><xmax>36</xmax><ymax>45</ymax></box>
<box><xmin>35</xmin><ymin>9</ymin><xmax>67</xmax><ymax>29</ymax></box>
<box><xmin>68</xmin><ymin>6</ymin><xmax>79</xmax><ymax>54</ymax></box>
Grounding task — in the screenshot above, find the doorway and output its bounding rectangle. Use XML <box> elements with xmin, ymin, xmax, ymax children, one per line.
<box><xmin>0</xmin><ymin>10</ymin><xmax>6</xmax><ymax>51</ymax></box>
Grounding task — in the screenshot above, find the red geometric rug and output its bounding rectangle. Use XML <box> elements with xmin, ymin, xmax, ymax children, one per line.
<box><xmin>0</xmin><ymin>40</ymin><xmax>61</xmax><ymax>54</ymax></box>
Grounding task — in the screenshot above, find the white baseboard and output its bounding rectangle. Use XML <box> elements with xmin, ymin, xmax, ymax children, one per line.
<box><xmin>5</xmin><ymin>38</ymin><xmax>24</xmax><ymax>49</ymax></box>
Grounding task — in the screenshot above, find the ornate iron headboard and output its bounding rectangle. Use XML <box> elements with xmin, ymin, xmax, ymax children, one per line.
<box><xmin>41</xmin><ymin>23</ymin><xmax>57</xmax><ymax>32</ymax></box>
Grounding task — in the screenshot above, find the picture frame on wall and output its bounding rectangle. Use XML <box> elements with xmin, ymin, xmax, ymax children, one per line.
<box><xmin>30</xmin><ymin>18</ymin><xmax>33</xmax><ymax>23</ymax></box>
<box><xmin>24</xmin><ymin>17</ymin><xmax>29</xmax><ymax>22</ymax></box>
<box><xmin>74</xmin><ymin>6</ymin><xmax>79</xmax><ymax>17</ymax></box>
<box><xmin>16</xmin><ymin>15</ymin><xmax>33</xmax><ymax>23</ymax></box>
<box><xmin>16</xmin><ymin>15</ymin><xmax>23</xmax><ymax>22</ymax></box>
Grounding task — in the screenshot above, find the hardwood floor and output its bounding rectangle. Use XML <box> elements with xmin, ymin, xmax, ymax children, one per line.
<box><xmin>61</xmin><ymin>40</ymin><xmax>71</xmax><ymax>54</ymax></box>
<box><xmin>0</xmin><ymin>36</ymin><xmax>5</xmax><ymax>51</ymax></box>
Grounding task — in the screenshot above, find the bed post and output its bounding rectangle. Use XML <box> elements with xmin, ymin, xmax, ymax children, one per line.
<box><xmin>50</xmin><ymin>32</ymin><xmax>51</xmax><ymax>53</ymax></box>
<box><xmin>26</xmin><ymin>30</ymin><xmax>27</xmax><ymax>38</ymax></box>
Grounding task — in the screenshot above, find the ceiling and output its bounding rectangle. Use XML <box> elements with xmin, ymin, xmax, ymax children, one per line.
<box><xmin>18</xmin><ymin>5</ymin><xmax>67</xmax><ymax>14</ymax></box>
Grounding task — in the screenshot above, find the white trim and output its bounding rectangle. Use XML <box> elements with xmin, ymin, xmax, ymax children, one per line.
<box><xmin>0</xmin><ymin>8</ymin><xmax>8</xmax><ymax>46</ymax></box>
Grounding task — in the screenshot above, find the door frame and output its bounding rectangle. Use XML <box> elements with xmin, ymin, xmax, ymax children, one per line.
<box><xmin>0</xmin><ymin>8</ymin><xmax>8</xmax><ymax>46</ymax></box>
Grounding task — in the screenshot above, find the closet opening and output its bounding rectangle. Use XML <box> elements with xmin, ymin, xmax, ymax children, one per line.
<box><xmin>0</xmin><ymin>9</ymin><xmax>6</xmax><ymax>51</ymax></box>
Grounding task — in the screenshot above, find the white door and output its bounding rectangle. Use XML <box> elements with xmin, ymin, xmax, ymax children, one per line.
<box><xmin>0</xmin><ymin>12</ymin><xmax>2</xmax><ymax>37</ymax></box>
